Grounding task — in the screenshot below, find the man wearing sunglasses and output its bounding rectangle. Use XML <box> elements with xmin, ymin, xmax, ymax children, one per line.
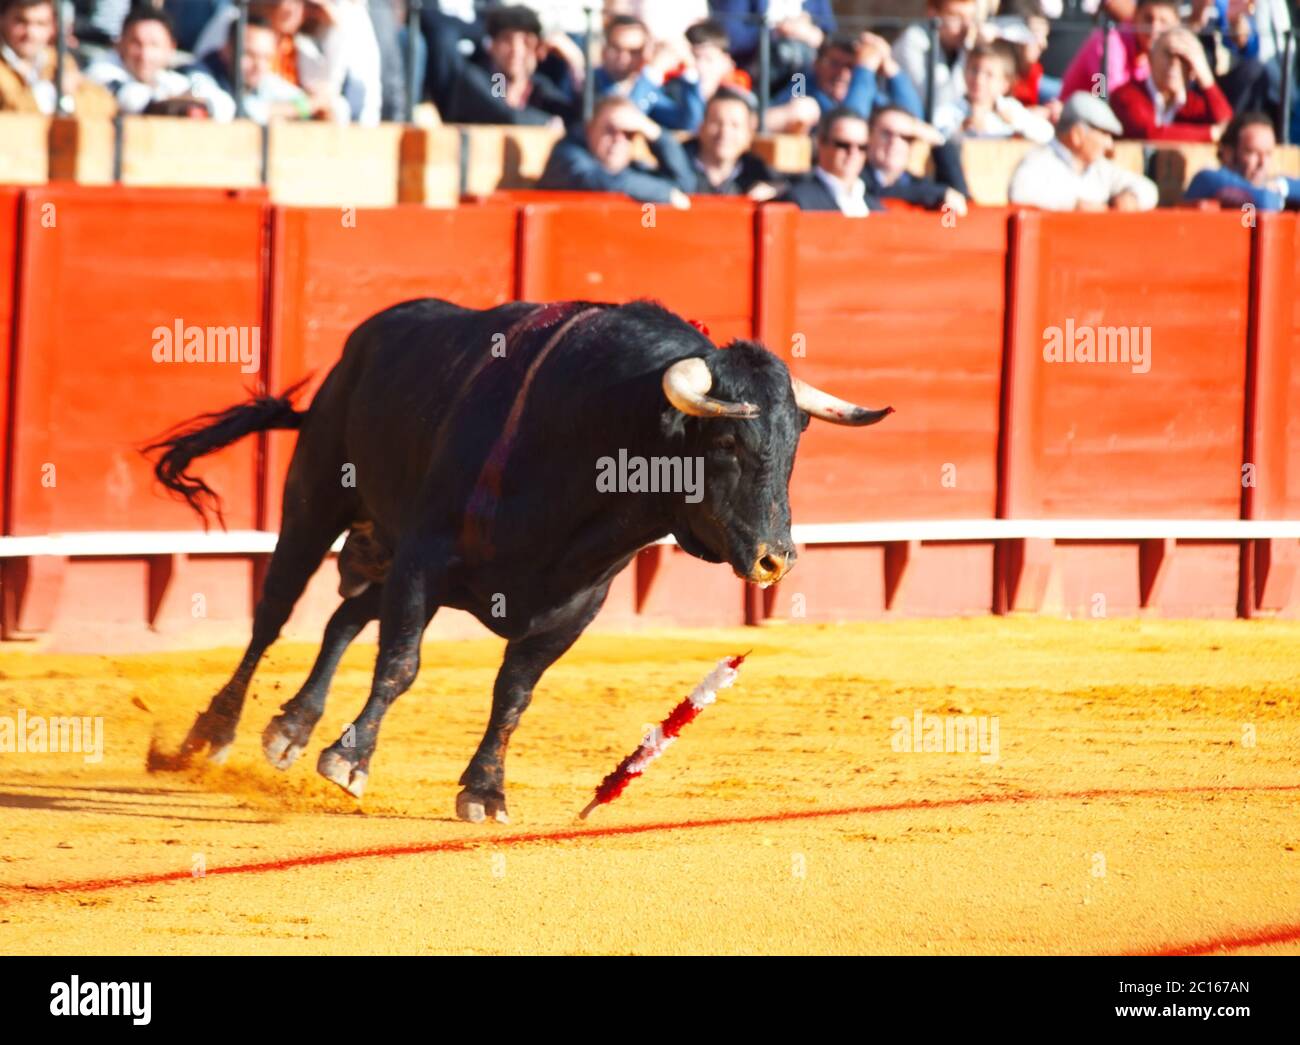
<box><xmin>864</xmin><ymin>105</ymin><xmax>969</xmax><ymax>215</ymax></box>
<box><xmin>777</xmin><ymin>107</ymin><xmax>885</xmax><ymax>216</ymax></box>
<box><xmin>539</xmin><ymin>94</ymin><xmax>695</xmax><ymax>207</ymax></box>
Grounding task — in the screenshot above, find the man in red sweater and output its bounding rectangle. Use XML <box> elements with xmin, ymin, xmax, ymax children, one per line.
<box><xmin>1111</xmin><ymin>26</ymin><xmax>1233</xmax><ymax>141</ymax></box>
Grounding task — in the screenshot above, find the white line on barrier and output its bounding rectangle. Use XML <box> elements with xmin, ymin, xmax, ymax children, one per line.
<box><xmin>2</xmin><ymin>520</ymin><xmax>1300</xmax><ymax>559</ymax></box>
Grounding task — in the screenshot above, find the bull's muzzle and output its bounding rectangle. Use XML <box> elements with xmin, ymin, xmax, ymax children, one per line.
<box><xmin>747</xmin><ymin>544</ymin><xmax>796</xmax><ymax>587</ymax></box>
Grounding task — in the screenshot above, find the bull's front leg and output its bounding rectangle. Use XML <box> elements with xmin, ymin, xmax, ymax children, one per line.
<box><xmin>458</xmin><ymin>586</ymin><xmax>608</xmax><ymax>823</ymax></box>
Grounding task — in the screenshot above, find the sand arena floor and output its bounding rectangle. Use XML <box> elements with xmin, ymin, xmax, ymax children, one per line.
<box><xmin>0</xmin><ymin>617</ymin><xmax>1297</xmax><ymax>955</ymax></box>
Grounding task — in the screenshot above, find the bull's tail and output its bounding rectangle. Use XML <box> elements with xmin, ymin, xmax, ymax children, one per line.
<box><xmin>144</xmin><ymin>377</ymin><xmax>310</xmax><ymax>528</ymax></box>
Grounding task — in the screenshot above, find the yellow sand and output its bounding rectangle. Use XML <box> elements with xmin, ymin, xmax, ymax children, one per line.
<box><xmin>0</xmin><ymin>617</ymin><xmax>1297</xmax><ymax>955</ymax></box>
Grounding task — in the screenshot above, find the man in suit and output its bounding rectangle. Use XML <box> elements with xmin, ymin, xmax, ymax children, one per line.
<box><xmin>777</xmin><ymin>106</ymin><xmax>884</xmax><ymax>215</ymax></box>
<box><xmin>864</xmin><ymin>105</ymin><xmax>968</xmax><ymax>215</ymax></box>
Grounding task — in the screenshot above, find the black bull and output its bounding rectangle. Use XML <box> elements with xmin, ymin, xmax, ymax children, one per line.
<box><xmin>147</xmin><ymin>298</ymin><xmax>891</xmax><ymax>822</ymax></box>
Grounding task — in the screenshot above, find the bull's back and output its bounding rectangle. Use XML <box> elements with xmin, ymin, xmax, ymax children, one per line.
<box><xmin>309</xmin><ymin>298</ymin><xmax>536</xmax><ymax>530</ymax></box>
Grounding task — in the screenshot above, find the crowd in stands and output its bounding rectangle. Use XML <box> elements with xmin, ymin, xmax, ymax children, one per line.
<box><xmin>1</xmin><ymin>0</ymin><xmax>1298</xmax><ymax>213</ymax></box>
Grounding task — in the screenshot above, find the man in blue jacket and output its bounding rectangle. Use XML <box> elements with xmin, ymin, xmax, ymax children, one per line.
<box><xmin>772</xmin><ymin>31</ymin><xmax>926</xmax><ymax>122</ymax></box>
<box><xmin>1184</xmin><ymin>111</ymin><xmax>1300</xmax><ymax>211</ymax></box>
<box><xmin>538</xmin><ymin>95</ymin><xmax>695</xmax><ymax>207</ymax></box>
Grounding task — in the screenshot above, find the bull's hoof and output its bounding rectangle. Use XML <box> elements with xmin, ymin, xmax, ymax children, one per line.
<box><xmin>456</xmin><ymin>789</ymin><xmax>508</xmax><ymax>824</ymax></box>
<box><xmin>178</xmin><ymin>710</ymin><xmax>237</xmax><ymax>764</ymax></box>
<box><xmin>261</xmin><ymin>716</ymin><xmax>310</xmax><ymax>770</ymax></box>
<box><xmin>317</xmin><ymin>748</ymin><xmax>368</xmax><ymax>798</ymax></box>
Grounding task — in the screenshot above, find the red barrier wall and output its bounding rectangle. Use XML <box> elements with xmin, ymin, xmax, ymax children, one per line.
<box><xmin>265</xmin><ymin>203</ymin><xmax>519</xmax><ymax>520</ymax></box>
<box><xmin>1003</xmin><ymin>210</ymin><xmax>1250</xmax><ymax>520</ymax></box>
<box><xmin>0</xmin><ymin>187</ymin><xmax>20</xmax><ymax>534</ymax></box>
<box><xmin>760</xmin><ymin>205</ymin><xmax>1009</xmax><ymax>524</ymax></box>
<box><xmin>9</xmin><ymin>186</ymin><xmax>268</xmax><ymax>535</ymax></box>
<box><xmin>517</xmin><ymin>199</ymin><xmax>757</xmax><ymax>344</ymax></box>
<box><xmin>1240</xmin><ymin>212</ymin><xmax>1300</xmax><ymax>616</ymax></box>
<box><xmin>2</xmin><ymin>188</ymin><xmax>1299</xmax><ymax>646</ymax></box>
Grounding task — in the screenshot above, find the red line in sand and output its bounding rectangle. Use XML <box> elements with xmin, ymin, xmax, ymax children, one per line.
<box><xmin>5</xmin><ymin>781</ymin><xmax>1298</xmax><ymax>955</ymax></box>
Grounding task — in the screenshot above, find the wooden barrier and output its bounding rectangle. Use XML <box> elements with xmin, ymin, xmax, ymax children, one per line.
<box><xmin>0</xmin><ymin>188</ymin><xmax>19</xmax><ymax>532</ymax></box>
<box><xmin>397</xmin><ymin>125</ymin><xmax>462</xmax><ymax>206</ymax></box>
<box><xmin>751</xmin><ymin>133</ymin><xmax>812</xmax><ymax>173</ymax></box>
<box><xmin>456</xmin><ymin>123</ymin><xmax>565</xmax><ymax>196</ymax></box>
<box><xmin>267</xmin><ymin>123</ymin><xmax>405</xmax><ymax>207</ymax></box>
<box><xmin>3</xmin><ymin>186</ymin><xmax>269</xmax><ymax>637</ymax></box>
<box><xmin>756</xmin><ymin>204</ymin><xmax>1010</xmax><ymax>618</ymax></box>
<box><xmin>1</xmin><ymin>188</ymin><xmax>1299</xmax><ymax>642</ymax></box>
<box><xmin>999</xmin><ymin>209</ymin><xmax>1253</xmax><ymax>616</ymax></box>
<box><xmin>517</xmin><ymin>197</ymin><xmax>757</xmax><ymax>343</ymax></box>
<box><xmin>46</xmin><ymin>117</ymin><xmax>114</xmax><ymax>184</ymax></box>
<box><xmin>118</xmin><ymin>116</ymin><xmax>262</xmax><ymax>189</ymax></box>
<box><xmin>0</xmin><ymin>113</ymin><xmax>50</xmax><ymax>184</ymax></box>
<box><xmin>1241</xmin><ymin>212</ymin><xmax>1300</xmax><ymax>616</ymax></box>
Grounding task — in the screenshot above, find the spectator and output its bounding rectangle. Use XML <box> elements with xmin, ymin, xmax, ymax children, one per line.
<box><xmin>712</xmin><ymin>0</ymin><xmax>835</xmax><ymax>77</ymax></box>
<box><xmin>164</xmin><ymin>0</ymin><xmax>220</xmax><ymax>54</ymax></box>
<box><xmin>651</xmin><ymin>20</ymin><xmax>744</xmax><ymax>132</ymax></box>
<box><xmin>86</xmin><ymin>7</ymin><xmax>227</xmax><ymax>116</ymax></box>
<box><xmin>593</xmin><ymin>15</ymin><xmax>660</xmax><ymax>111</ymax></box>
<box><xmin>993</xmin><ymin>0</ymin><xmax>1059</xmax><ymax>107</ymax></box>
<box><xmin>1110</xmin><ymin>26</ymin><xmax>1233</xmax><ymax>140</ymax></box>
<box><xmin>425</xmin><ymin>3</ymin><xmax>574</xmax><ymax>126</ymax></box>
<box><xmin>191</xmin><ymin>0</ymin><xmax>378</xmax><ymax>124</ymax></box>
<box><xmin>186</xmin><ymin>16</ymin><xmax>320</xmax><ymax>124</ymax></box>
<box><xmin>366</xmin><ymin>0</ymin><xmax>408</xmax><ymax>122</ymax></box>
<box><xmin>933</xmin><ymin>40</ymin><xmax>1053</xmax><ymax>141</ymax></box>
<box><xmin>538</xmin><ymin>94</ymin><xmax>694</xmax><ymax>206</ymax></box>
<box><xmin>1058</xmin><ymin>0</ymin><xmax>1178</xmax><ymax>102</ymax></box>
<box><xmin>0</xmin><ymin>0</ymin><xmax>115</xmax><ymax>114</ymax></box>
<box><xmin>685</xmin><ymin>86</ymin><xmax>783</xmax><ymax>197</ymax></box>
<box><xmin>865</xmin><ymin>104</ymin><xmax>969</xmax><ymax>215</ymax></box>
<box><xmin>1188</xmin><ymin>0</ymin><xmax>1272</xmax><ymax>115</ymax></box>
<box><xmin>1185</xmin><ymin>110</ymin><xmax>1300</xmax><ymax>210</ymax></box>
<box><xmin>1008</xmin><ymin>92</ymin><xmax>1158</xmax><ymax>210</ymax></box>
<box><xmin>610</xmin><ymin>0</ymin><xmax>710</xmax><ymax>46</ymax></box>
<box><xmin>777</xmin><ymin>107</ymin><xmax>884</xmax><ymax>216</ymax></box>
<box><xmin>893</xmin><ymin>0</ymin><xmax>981</xmax><ymax>118</ymax></box>
<box><xmin>775</xmin><ymin>31</ymin><xmax>925</xmax><ymax>127</ymax></box>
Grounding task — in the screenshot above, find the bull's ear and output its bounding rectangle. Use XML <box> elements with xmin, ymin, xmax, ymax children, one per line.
<box><xmin>663</xmin><ymin>358</ymin><xmax>759</xmax><ymax>419</ymax></box>
<box><xmin>799</xmin><ymin>410</ymin><xmax>811</xmax><ymax>433</ymax></box>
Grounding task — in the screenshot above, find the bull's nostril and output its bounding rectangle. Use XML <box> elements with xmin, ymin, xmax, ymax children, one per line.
<box><xmin>759</xmin><ymin>554</ymin><xmax>780</xmax><ymax>575</ymax></box>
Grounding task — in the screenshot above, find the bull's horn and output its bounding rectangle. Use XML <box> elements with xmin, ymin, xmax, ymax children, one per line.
<box><xmin>792</xmin><ymin>378</ymin><xmax>894</xmax><ymax>426</ymax></box>
<box><xmin>662</xmin><ymin>358</ymin><xmax>759</xmax><ymax>419</ymax></box>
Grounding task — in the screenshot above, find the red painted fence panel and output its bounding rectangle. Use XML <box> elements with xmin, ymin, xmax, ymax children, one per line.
<box><xmin>9</xmin><ymin>186</ymin><xmax>267</xmax><ymax>535</ymax></box>
<box><xmin>1002</xmin><ymin>211</ymin><xmax>1251</xmax><ymax>520</ymax></box>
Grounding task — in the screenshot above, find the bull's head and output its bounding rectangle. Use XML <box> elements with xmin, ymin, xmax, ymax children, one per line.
<box><xmin>660</xmin><ymin>344</ymin><xmax>891</xmax><ymax>587</ymax></box>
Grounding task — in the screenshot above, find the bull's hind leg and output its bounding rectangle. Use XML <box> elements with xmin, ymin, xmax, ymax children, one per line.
<box><xmin>458</xmin><ymin>585</ymin><xmax>608</xmax><ymax>823</ymax></box>
<box><xmin>262</xmin><ymin>584</ymin><xmax>383</xmax><ymax>770</ymax></box>
<box><xmin>316</xmin><ymin>539</ymin><xmax>449</xmax><ymax>798</ymax></box>
<box><xmin>177</xmin><ymin>515</ymin><xmax>346</xmax><ymax>764</ymax></box>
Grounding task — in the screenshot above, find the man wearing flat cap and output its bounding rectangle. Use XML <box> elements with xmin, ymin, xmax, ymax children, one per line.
<box><xmin>1008</xmin><ymin>92</ymin><xmax>1159</xmax><ymax>211</ymax></box>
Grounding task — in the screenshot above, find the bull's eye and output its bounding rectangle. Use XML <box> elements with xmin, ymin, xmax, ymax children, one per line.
<box><xmin>713</xmin><ymin>434</ymin><xmax>737</xmax><ymax>453</ymax></box>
